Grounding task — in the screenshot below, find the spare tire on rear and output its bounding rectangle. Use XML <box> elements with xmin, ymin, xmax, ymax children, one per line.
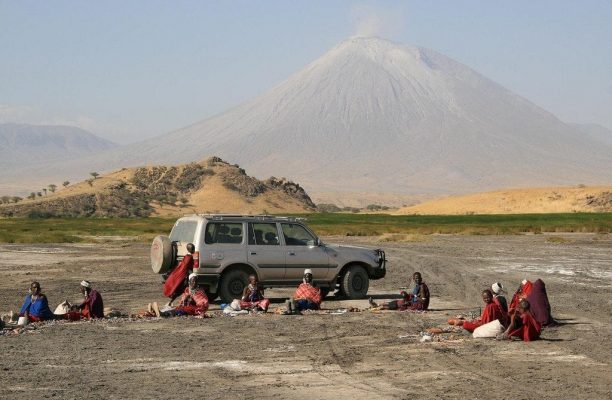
<box><xmin>151</xmin><ymin>235</ymin><xmax>175</xmax><ymax>274</ymax></box>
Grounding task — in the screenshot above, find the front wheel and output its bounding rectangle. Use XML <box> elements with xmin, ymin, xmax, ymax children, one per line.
<box><xmin>219</xmin><ymin>269</ymin><xmax>249</xmax><ymax>302</ymax></box>
<box><xmin>340</xmin><ymin>265</ymin><xmax>369</xmax><ymax>299</ymax></box>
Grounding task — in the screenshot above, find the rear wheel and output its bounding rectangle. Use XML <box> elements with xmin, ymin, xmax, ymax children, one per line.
<box><xmin>219</xmin><ymin>269</ymin><xmax>249</xmax><ymax>302</ymax></box>
<box><xmin>340</xmin><ymin>265</ymin><xmax>369</xmax><ymax>299</ymax></box>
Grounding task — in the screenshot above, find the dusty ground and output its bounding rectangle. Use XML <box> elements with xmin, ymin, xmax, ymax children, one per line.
<box><xmin>0</xmin><ymin>234</ymin><xmax>611</xmax><ymax>399</ymax></box>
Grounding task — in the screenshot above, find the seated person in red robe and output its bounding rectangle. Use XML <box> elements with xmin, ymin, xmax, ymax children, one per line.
<box><xmin>491</xmin><ymin>282</ymin><xmax>508</xmax><ymax>313</ymax></box>
<box><xmin>19</xmin><ymin>281</ymin><xmax>55</xmax><ymax>322</ymax></box>
<box><xmin>171</xmin><ymin>273</ymin><xmax>209</xmax><ymax>316</ymax></box>
<box><xmin>239</xmin><ymin>274</ymin><xmax>270</xmax><ymax>312</ymax></box>
<box><xmin>369</xmin><ymin>272</ymin><xmax>430</xmax><ymax>311</ymax></box>
<box><xmin>74</xmin><ymin>280</ymin><xmax>104</xmax><ymax>319</ymax></box>
<box><xmin>526</xmin><ymin>279</ymin><xmax>556</xmax><ymax>326</ymax></box>
<box><xmin>287</xmin><ymin>269</ymin><xmax>322</xmax><ymax>313</ymax></box>
<box><xmin>163</xmin><ymin>243</ymin><xmax>195</xmax><ymax>306</ymax></box>
<box><xmin>500</xmin><ymin>299</ymin><xmax>541</xmax><ymax>341</ymax></box>
<box><xmin>509</xmin><ymin>279</ymin><xmax>533</xmax><ymax>315</ymax></box>
<box><xmin>460</xmin><ymin>289</ymin><xmax>508</xmax><ymax>332</ymax></box>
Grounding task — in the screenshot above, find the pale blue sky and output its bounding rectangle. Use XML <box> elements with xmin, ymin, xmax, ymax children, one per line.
<box><xmin>1</xmin><ymin>0</ymin><xmax>611</xmax><ymax>143</ymax></box>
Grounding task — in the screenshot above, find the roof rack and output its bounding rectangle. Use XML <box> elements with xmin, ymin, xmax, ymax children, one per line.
<box><xmin>195</xmin><ymin>214</ymin><xmax>307</xmax><ymax>222</ymax></box>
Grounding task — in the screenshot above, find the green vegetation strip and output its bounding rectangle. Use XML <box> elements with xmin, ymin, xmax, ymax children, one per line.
<box><xmin>0</xmin><ymin>213</ymin><xmax>610</xmax><ymax>243</ymax></box>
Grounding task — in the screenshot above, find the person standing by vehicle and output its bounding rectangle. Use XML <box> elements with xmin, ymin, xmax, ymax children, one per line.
<box><xmin>163</xmin><ymin>243</ymin><xmax>195</xmax><ymax>306</ymax></box>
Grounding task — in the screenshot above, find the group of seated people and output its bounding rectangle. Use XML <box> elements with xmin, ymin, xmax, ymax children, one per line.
<box><xmin>450</xmin><ymin>279</ymin><xmax>555</xmax><ymax>341</ymax></box>
<box><xmin>16</xmin><ymin>280</ymin><xmax>104</xmax><ymax>323</ymax></box>
<box><xmin>12</xmin><ymin>258</ymin><xmax>552</xmax><ymax>344</ymax></box>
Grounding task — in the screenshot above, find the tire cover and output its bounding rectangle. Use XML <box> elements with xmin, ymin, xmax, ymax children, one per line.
<box><xmin>151</xmin><ymin>235</ymin><xmax>173</xmax><ymax>274</ymax></box>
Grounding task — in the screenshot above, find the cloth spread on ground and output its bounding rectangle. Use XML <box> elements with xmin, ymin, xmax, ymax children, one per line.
<box><xmin>294</xmin><ymin>283</ymin><xmax>322</xmax><ymax>305</ymax></box>
<box><xmin>508</xmin><ymin>311</ymin><xmax>541</xmax><ymax>341</ymax></box>
<box><xmin>79</xmin><ymin>289</ymin><xmax>104</xmax><ymax>319</ymax></box>
<box><xmin>175</xmin><ymin>286</ymin><xmax>208</xmax><ymax>316</ymax></box>
<box><xmin>20</xmin><ymin>294</ymin><xmax>54</xmax><ymax>321</ymax></box>
<box><xmin>526</xmin><ymin>279</ymin><xmax>555</xmax><ymax>326</ymax></box>
<box><xmin>463</xmin><ymin>302</ymin><xmax>507</xmax><ymax>332</ymax></box>
<box><xmin>163</xmin><ymin>254</ymin><xmax>194</xmax><ymax>298</ymax></box>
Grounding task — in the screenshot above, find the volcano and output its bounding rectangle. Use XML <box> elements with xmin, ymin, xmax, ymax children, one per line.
<box><xmin>3</xmin><ymin>37</ymin><xmax>612</xmax><ymax>199</ymax></box>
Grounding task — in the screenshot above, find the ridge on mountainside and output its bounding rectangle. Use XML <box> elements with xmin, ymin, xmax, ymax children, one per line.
<box><xmin>395</xmin><ymin>186</ymin><xmax>612</xmax><ymax>215</ymax></box>
<box><xmin>2</xmin><ymin>37</ymin><xmax>611</xmax><ymax>199</ymax></box>
<box><xmin>0</xmin><ymin>157</ymin><xmax>316</xmax><ymax>217</ymax></box>
<box><xmin>0</xmin><ymin>123</ymin><xmax>117</xmax><ymax>167</ymax></box>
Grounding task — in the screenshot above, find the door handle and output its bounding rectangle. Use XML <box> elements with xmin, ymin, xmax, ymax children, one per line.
<box><xmin>288</xmin><ymin>251</ymin><xmax>296</xmax><ymax>256</ymax></box>
<box><xmin>250</xmin><ymin>251</ymin><xmax>257</xmax><ymax>255</ymax></box>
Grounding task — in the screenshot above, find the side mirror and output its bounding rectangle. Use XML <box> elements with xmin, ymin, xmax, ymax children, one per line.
<box><xmin>315</xmin><ymin>238</ymin><xmax>322</xmax><ymax>246</ymax></box>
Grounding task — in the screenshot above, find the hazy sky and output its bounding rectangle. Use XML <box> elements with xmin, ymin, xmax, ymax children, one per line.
<box><xmin>1</xmin><ymin>1</ymin><xmax>611</xmax><ymax>143</ymax></box>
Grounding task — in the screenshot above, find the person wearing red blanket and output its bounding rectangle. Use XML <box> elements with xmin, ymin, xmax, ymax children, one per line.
<box><xmin>240</xmin><ymin>274</ymin><xmax>270</xmax><ymax>312</ymax></box>
<box><xmin>509</xmin><ymin>279</ymin><xmax>533</xmax><ymax>314</ymax></box>
<box><xmin>461</xmin><ymin>289</ymin><xmax>508</xmax><ymax>332</ymax></box>
<box><xmin>173</xmin><ymin>273</ymin><xmax>209</xmax><ymax>316</ymax></box>
<box><xmin>287</xmin><ymin>269</ymin><xmax>322</xmax><ymax>313</ymax></box>
<box><xmin>75</xmin><ymin>280</ymin><xmax>104</xmax><ymax>319</ymax></box>
<box><xmin>163</xmin><ymin>243</ymin><xmax>195</xmax><ymax>306</ymax></box>
<box><xmin>500</xmin><ymin>299</ymin><xmax>541</xmax><ymax>341</ymax></box>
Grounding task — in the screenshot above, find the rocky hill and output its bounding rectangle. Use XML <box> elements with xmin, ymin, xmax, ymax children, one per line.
<box><xmin>395</xmin><ymin>186</ymin><xmax>612</xmax><ymax>215</ymax></box>
<box><xmin>0</xmin><ymin>157</ymin><xmax>315</xmax><ymax>217</ymax></box>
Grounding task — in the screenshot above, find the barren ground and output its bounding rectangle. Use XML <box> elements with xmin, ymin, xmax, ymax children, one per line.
<box><xmin>1</xmin><ymin>234</ymin><xmax>611</xmax><ymax>399</ymax></box>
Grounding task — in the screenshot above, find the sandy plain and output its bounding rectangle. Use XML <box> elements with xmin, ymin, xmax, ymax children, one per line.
<box><xmin>0</xmin><ymin>234</ymin><xmax>611</xmax><ymax>399</ymax></box>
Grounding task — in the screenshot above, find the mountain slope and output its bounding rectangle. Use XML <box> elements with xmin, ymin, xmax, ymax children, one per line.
<box><xmin>0</xmin><ymin>157</ymin><xmax>315</xmax><ymax>217</ymax></box>
<box><xmin>395</xmin><ymin>186</ymin><xmax>612</xmax><ymax>215</ymax></box>
<box><xmin>0</xmin><ymin>123</ymin><xmax>116</xmax><ymax>167</ymax></box>
<box><xmin>2</xmin><ymin>37</ymin><xmax>611</xmax><ymax>198</ymax></box>
<box><xmin>569</xmin><ymin>123</ymin><xmax>612</xmax><ymax>147</ymax></box>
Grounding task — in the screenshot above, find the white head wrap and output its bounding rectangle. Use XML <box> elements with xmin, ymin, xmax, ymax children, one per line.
<box><xmin>491</xmin><ymin>282</ymin><xmax>505</xmax><ymax>295</ymax></box>
<box><xmin>188</xmin><ymin>273</ymin><xmax>197</xmax><ymax>281</ymax></box>
<box><xmin>303</xmin><ymin>269</ymin><xmax>313</xmax><ymax>276</ymax></box>
<box><xmin>80</xmin><ymin>280</ymin><xmax>91</xmax><ymax>288</ymax></box>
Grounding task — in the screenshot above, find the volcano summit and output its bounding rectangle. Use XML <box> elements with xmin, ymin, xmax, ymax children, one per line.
<box><xmin>4</xmin><ymin>37</ymin><xmax>612</xmax><ymax>200</ymax></box>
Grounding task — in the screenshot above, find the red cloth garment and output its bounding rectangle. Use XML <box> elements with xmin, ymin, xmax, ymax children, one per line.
<box><xmin>411</xmin><ymin>282</ymin><xmax>430</xmax><ymax>310</ymax></box>
<box><xmin>509</xmin><ymin>280</ymin><xmax>533</xmax><ymax>312</ymax></box>
<box><xmin>294</xmin><ymin>283</ymin><xmax>322</xmax><ymax>305</ymax></box>
<box><xmin>175</xmin><ymin>286</ymin><xmax>209</xmax><ymax>315</ymax></box>
<box><xmin>463</xmin><ymin>302</ymin><xmax>507</xmax><ymax>332</ymax></box>
<box><xmin>163</xmin><ymin>254</ymin><xmax>194</xmax><ymax>298</ymax></box>
<box><xmin>240</xmin><ymin>299</ymin><xmax>271</xmax><ymax>312</ymax></box>
<box><xmin>508</xmin><ymin>312</ymin><xmax>541</xmax><ymax>341</ymax></box>
<box><xmin>526</xmin><ymin>279</ymin><xmax>555</xmax><ymax>326</ymax></box>
<box><xmin>79</xmin><ymin>289</ymin><xmax>104</xmax><ymax>319</ymax></box>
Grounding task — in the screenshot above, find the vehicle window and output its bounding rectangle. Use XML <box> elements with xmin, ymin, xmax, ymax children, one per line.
<box><xmin>169</xmin><ymin>221</ymin><xmax>198</xmax><ymax>243</ymax></box>
<box><xmin>205</xmin><ymin>222</ymin><xmax>243</xmax><ymax>244</ymax></box>
<box><xmin>281</xmin><ymin>223</ymin><xmax>316</xmax><ymax>246</ymax></box>
<box><xmin>248</xmin><ymin>223</ymin><xmax>279</xmax><ymax>245</ymax></box>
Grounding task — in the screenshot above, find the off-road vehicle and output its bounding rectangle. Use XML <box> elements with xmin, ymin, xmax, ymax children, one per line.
<box><xmin>151</xmin><ymin>214</ymin><xmax>386</xmax><ymax>302</ymax></box>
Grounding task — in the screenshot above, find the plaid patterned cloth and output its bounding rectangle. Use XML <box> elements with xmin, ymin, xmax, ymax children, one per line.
<box><xmin>177</xmin><ymin>287</ymin><xmax>209</xmax><ymax>315</ymax></box>
<box><xmin>294</xmin><ymin>283</ymin><xmax>322</xmax><ymax>304</ymax></box>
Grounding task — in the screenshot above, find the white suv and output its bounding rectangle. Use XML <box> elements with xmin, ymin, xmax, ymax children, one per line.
<box><xmin>151</xmin><ymin>214</ymin><xmax>386</xmax><ymax>302</ymax></box>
